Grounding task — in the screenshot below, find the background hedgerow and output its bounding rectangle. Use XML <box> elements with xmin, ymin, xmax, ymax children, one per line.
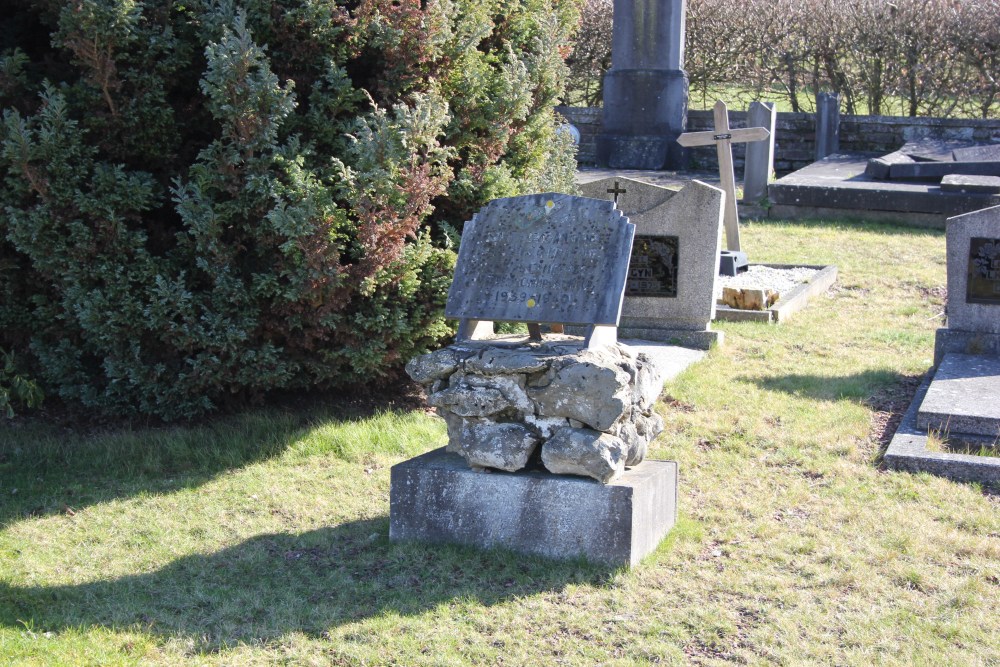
<box><xmin>0</xmin><ymin>0</ymin><xmax>580</xmax><ymax>420</ymax></box>
<box><xmin>566</xmin><ymin>0</ymin><xmax>1000</xmax><ymax>118</ymax></box>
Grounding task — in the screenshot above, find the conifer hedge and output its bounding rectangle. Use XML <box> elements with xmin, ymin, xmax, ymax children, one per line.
<box><xmin>0</xmin><ymin>0</ymin><xmax>579</xmax><ymax>419</ymax></box>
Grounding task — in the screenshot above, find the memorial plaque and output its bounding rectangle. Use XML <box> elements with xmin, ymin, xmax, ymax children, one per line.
<box><xmin>953</xmin><ymin>144</ymin><xmax>1000</xmax><ymax>163</ymax></box>
<box><xmin>966</xmin><ymin>237</ymin><xmax>1000</xmax><ymax>305</ymax></box>
<box><xmin>446</xmin><ymin>193</ymin><xmax>635</xmax><ymax>327</ymax></box>
<box><xmin>626</xmin><ymin>235</ymin><xmax>679</xmax><ymax>298</ymax></box>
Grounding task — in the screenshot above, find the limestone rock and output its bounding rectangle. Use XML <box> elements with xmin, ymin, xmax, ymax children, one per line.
<box><xmin>427</xmin><ymin>384</ymin><xmax>511</xmax><ymax>417</ymax></box>
<box><xmin>457</xmin><ymin>421</ymin><xmax>540</xmax><ymax>472</ymax></box>
<box><xmin>541</xmin><ymin>427</ymin><xmax>626</xmax><ymax>483</ymax></box>
<box><xmin>465</xmin><ymin>349</ymin><xmax>551</xmax><ymax>376</ymax></box>
<box><xmin>524</xmin><ymin>414</ymin><xmax>570</xmax><ymax>438</ymax></box>
<box><xmin>406</xmin><ymin>348</ymin><xmax>462</xmax><ymax>384</ymax></box>
<box><xmin>632</xmin><ymin>355</ymin><xmax>665</xmax><ymax>410</ymax></box>
<box><xmin>411</xmin><ymin>338</ymin><xmax>667</xmax><ymax>477</ymax></box>
<box><xmin>528</xmin><ymin>351</ymin><xmax>631</xmax><ymax>430</ymax></box>
<box><xmin>462</xmin><ymin>374</ymin><xmax>532</xmax><ymax>415</ymax></box>
<box><xmin>614</xmin><ymin>410</ymin><xmax>665</xmax><ymax>466</ymax></box>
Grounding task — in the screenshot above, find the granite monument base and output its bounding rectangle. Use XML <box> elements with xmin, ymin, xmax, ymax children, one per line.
<box><xmin>597</xmin><ymin>69</ymin><xmax>688</xmax><ymax>170</ymax></box>
<box><xmin>934</xmin><ymin>328</ymin><xmax>1000</xmax><ymax>365</ymax></box>
<box><xmin>769</xmin><ymin>154</ymin><xmax>1000</xmax><ymax>227</ymax></box>
<box><xmin>389</xmin><ymin>448</ymin><xmax>678</xmax><ymax>567</ymax></box>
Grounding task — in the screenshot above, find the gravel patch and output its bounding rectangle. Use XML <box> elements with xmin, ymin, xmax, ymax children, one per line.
<box><xmin>715</xmin><ymin>265</ymin><xmax>819</xmax><ymax>299</ymax></box>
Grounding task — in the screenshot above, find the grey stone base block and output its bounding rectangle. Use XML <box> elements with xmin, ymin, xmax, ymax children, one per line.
<box><xmin>935</xmin><ymin>328</ymin><xmax>1000</xmax><ymax>365</ymax></box>
<box><xmin>389</xmin><ymin>448</ymin><xmax>678</xmax><ymax>567</ymax></box>
<box><xmin>917</xmin><ymin>353</ymin><xmax>1000</xmax><ymax>438</ymax></box>
<box><xmin>616</xmin><ymin>327</ymin><xmax>721</xmax><ymax>350</ymax></box>
<box><xmin>597</xmin><ymin>134</ymin><xmax>677</xmax><ymax>171</ymax></box>
<box><xmin>598</xmin><ymin>68</ymin><xmax>688</xmax><ymax>170</ymax></box>
<box><xmin>767</xmin><ymin>205</ymin><xmax>946</xmax><ymax>229</ymax></box>
<box><xmin>884</xmin><ymin>374</ymin><xmax>1000</xmax><ymax>486</ymax></box>
<box><xmin>713</xmin><ymin>264</ymin><xmax>838</xmax><ymax>324</ymax></box>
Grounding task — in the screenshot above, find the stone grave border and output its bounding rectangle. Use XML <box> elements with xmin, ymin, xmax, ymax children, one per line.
<box><xmin>884</xmin><ymin>375</ymin><xmax>1000</xmax><ymax>486</ymax></box>
<box><xmin>713</xmin><ymin>264</ymin><xmax>839</xmax><ymax>324</ymax></box>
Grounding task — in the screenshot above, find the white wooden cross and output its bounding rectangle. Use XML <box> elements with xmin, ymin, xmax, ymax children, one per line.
<box><xmin>677</xmin><ymin>100</ymin><xmax>770</xmax><ymax>252</ymax></box>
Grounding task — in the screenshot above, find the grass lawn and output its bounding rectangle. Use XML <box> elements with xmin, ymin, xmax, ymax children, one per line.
<box><xmin>2</xmin><ymin>218</ymin><xmax>999</xmax><ymax>665</ymax></box>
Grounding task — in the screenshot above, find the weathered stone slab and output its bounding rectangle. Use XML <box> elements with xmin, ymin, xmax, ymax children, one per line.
<box><xmin>743</xmin><ymin>101</ymin><xmax>777</xmax><ymax>203</ymax></box>
<box><xmin>576</xmin><ymin>178</ymin><xmax>724</xmax><ymax>348</ymax></box>
<box><xmin>446</xmin><ymin>192</ymin><xmax>635</xmax><ymax>327</ymax></box>
<box><xmin>889</xmin><ymin>161</ymin><xmax>1000</xmax><ymax>181</ymax></box>
<box><xmin>865</xmin><ymin>150</ymin><xmax>914</xmax><ymax>180</ymax></box>
<box><xmin>945</xmin><ymin>204</ymin><xmax>1000</xmax><ymax>334</ymax></box>
<box><xmin>770</xmin><ymin>154</ymin><xmax>1000</xmax><ymax>220</ymax></box>
<box><xmin>389</xmin><ymin>447</ymin><xmax>678</xmax><ymax>566</ymax></box>
<box><xmin>917</xmin><ymin>353</ymin><xmax>1000</xmax><ymax>438</ymax></box>
<box><xmin>952</xmin><ymin>143</ymin><xmax>1000</xmax><ymax>163</ymax></box>
<box><xmin>941</xmin><ymin>175</ymin><xmax>1000</xmax><ymax>194</ymax></box>
<box><xmin>900</xmin><ymin>138</ymin><xmax>966</xmax><ymax>162</ymax></box>
<box><xmin>815</xmin><ymin>92</ymin><xmax>840</xmax><ymax>160</ymax></box>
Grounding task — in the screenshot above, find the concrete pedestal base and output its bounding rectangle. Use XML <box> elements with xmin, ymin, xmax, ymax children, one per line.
<box><xmin>597</xmin><ymin>69</ymin><xmax>688</xmax><ymax>170</ymax></box>
<box><xmin>390</xmin><ymin>448</ymin><xmax>678</xmax><ymax>567</ymax></box>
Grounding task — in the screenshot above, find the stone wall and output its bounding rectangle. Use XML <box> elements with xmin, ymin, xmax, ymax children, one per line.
<box><xmin>406</xmin><ymin>337</ymin><xmax>665</xmax><ymax>483</ymax></box>
<box><xmin>557</xmin><ymin>105</ymin><xmax>1000</xmax><ymax>177</ymax></box>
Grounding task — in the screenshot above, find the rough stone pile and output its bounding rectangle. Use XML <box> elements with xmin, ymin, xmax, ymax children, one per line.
<box><xmin>406</xmin><ymin>337</ymin><xmax>665</xmax><ymax>483</ymax></box>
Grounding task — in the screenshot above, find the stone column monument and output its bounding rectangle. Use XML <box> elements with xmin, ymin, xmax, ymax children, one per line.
<box><xmin>597</xmin><ymin>0</ymin><xmax>689</xmax><ymax>170</ymax></box>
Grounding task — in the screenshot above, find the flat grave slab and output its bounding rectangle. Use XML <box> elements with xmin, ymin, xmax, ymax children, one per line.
<box><xmin>769</xmin><ymin>154</ymin><xmax>1000</xmax><ymax>227</ymax></box>
<box><xmin>884</xmin><ymin>375</ymin><xmax>1000</xmax><ymax>486</ymax></box>
<box><xmin>389</xmin><ymin>447</ymin><xmax>678</xmax><ymax>567</ymax></box>
<box><xmin>917</xmin><ymin>353</ymin><xmax>1000</xmax><ymax>438</ymax></box>
<box><xmin>941</xmin><ymin>175</ymin><xmax>1000</xmax><ymax>194</ymax></box>
<box><xmin>953</xmin><ymin>144</ymin><xmax>1000</xmax><ymax>163</ymax></box>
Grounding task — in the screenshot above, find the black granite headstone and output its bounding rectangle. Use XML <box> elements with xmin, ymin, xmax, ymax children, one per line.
<box><xmin>966</xmin><ymin>237</ymin><xmax>1000</xmax><ymax>305</ymax></box>
<box><xmin>626</xmin><ymin>235</ymin><xmax>679</xmax><ymax>298</ymax></box>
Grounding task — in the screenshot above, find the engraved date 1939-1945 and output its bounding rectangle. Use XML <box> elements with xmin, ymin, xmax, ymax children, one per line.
<box><xmin>493</xmin><ymin>290</ymin><xmax>576</xmax><ymax>308</ymax></box>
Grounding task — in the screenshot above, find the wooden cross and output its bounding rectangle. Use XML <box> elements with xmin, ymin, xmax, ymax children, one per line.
<box><xmin>677</xmin><ymin>100</ymin><xmax>770</xmax><ymax>252</ymax></box>
<box><xmin>607</xmin><ymin>180</ymin><xmax>627</xmax><ymax>205</ymax></box>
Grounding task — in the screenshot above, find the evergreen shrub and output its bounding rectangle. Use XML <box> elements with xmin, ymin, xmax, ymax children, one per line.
<box><xmin>0</xmin><ymin>0</ymin><xmax>580</xmax><ymax>419</ymax></box>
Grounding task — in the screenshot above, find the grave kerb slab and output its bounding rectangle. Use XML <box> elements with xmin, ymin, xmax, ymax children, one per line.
<box><xmin>884</xmin><ymin>375</ymin><xmax>1000</xmax><ymax>486</ymax></box>
<box><xmin>713</xmin><ymin>264</ymin><xmax>838</xmax><ymax>324</ymax></box>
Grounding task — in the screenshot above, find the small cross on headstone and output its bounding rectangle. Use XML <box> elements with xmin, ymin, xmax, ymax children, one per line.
<box><xmin>677</xmin><ymin>100</ymin><xmax>770</xmax><ymax>252</ymax></box>
<box><xmin>607</xmin><ymin>180</ymin><xmax>627</xmax><ymax>205</ymax></box>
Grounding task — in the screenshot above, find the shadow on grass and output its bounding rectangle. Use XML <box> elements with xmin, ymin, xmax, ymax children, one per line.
<box><xmin>741</xmin><ymin>368</ymin><xmax>906</xmax><ymax>402</ymax></box>
<box><xmin>0</xmin><ymin>518</ymin><xmax>612</xmax><ymax>649</ymax></box>
<box><xmin>0</xmin><ymin>395</ymin><xmax>435</xmax><ymax>529</ymax></box>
